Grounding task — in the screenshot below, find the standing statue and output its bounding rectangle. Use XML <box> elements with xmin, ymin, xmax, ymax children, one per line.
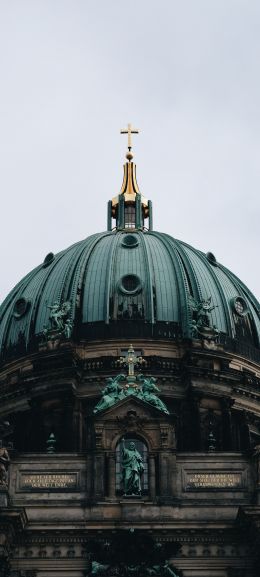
<box><xmin>137</xmin><ymin>375</ymin><xmax>169</xmax><ymax>414</ymax></box>
<box><xmin>121</xmin><ymin>438</ymin><xmax>144</xmax><ymax>496</ymax></box>
<box><xmin>0</xmin><ymin>446</ymin><xmax>10</xmax><ymax>487</ymax></box>
<box><xmin>93</xmin><ymin>375</ymin><xmax>125</xmax><ymax>414</ymax></box>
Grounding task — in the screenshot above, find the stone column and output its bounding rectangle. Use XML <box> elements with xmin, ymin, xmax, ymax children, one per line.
<box><xmin>149</xmin><ymin>454</ymin><xmax>156</xmax><ymax>499</ymax></box>
<box><xmin>158</xmin><ymin>451</ymin><xmax>177</xmax><ymax>498</ymax></box>
<box><xmin>189</xmin><ymin>391</ymin><xmax>202</xmax><ymax>450</ymax></box>
<box><xmin>86</xmin><ymin>453</ymin><xmax>93</xmax><ymax>498</ymax></box>
<box><xmin>93</xmin><ymin>453</ymin><xmax>105</xmax><ymax>499</ymax></box>
<box><xmin>108</xmin><ymin>453</ymin><xmax>116</xmax><ymax>499</ymax></box>
<box><xmin>221</xmin><ymin>397</ymin><xmax>234</xmax><ymax>450</ymax></box>
<box><xmin>159</xmin><ymin>452</ymin><xmax>169</xmax><ymax>496</ymax></box>
<box><xmin>72</xmin><ymin>399</ymin><xmax>82</xmax><ymax>451</ymax></box>
<box><xmin>253</xmin><ymin>447</ymin><xmax>260</xmax><ymax>505</ymax></box>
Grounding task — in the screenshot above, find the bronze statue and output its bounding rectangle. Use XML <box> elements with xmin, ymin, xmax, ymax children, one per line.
<box><xmin>137</xmin><ymin>375</ymin><xmax>169</xmax><ymax>414</ymax></box>
<box><xmin>43</xmin><ymin>301</ymin><xmax>73</xmax><ymax>340</ymax></box>
<box><xmin>88</xmin><ymin>561</ymin><xmax>109</xmax><ymax>576</ymax></box>
<box><xmin>0</xmin><ymin>446</ymin><xmax>10</xmax><ymax>486</ymax></box>
<box><xmin>146</xmin><ymin>563</ymin><xmax>178</xmax><ymax>577</ymax></box>
<box><xmin>93</xmin><ymin>371</ymin><xmax>169</xmax><ymax>415</ymax></box>
<box><xmin>189</xmin><ymin>295</ymin><xmax>219</xmax><ymax>340</ymax></box>
<box><xmin>47</xmin><ymin>301</ymin><xmax>71</xmax><ymax>331</ymax></box>
<box><xmin>121</xmin><ymin>438</ymin><xmax>144</xmax><ymax>496</ymax></box>
<box><xmin>93</xmin><ymin>375</ymin><xmax>125</xmax><ymax>414</ymax></box>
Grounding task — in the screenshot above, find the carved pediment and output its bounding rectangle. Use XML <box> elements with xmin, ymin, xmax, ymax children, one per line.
<box><xmin>93</xmin><ymin>394</ymin><xmax>172</xmax><ymax>421</ymax></box>
<box><xmin>93</xmin><ymin>371</ymin><xmax>169</xmax><ymax>416</ymax></box>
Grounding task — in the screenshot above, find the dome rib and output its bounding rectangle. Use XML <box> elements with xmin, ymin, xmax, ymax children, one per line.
<box><xmin>218</xmin><ymin>263</ymin><xmax>260</xmax><ymax>346</ymax></box>
<box><xmin>104</xmin><ymin>232</ymin><xmax>122</xmax><ymax>324</ymax></box>
<box><xmin>180</xmin><ymin>243</ymin><xmax>232</xmax><ymax>336</ymax></box>
<box><xmin>31</xmin><ymin>244</ymin><xmax>81</xmax><ymax>341</ymax></box>
<box><xmin>150</xmin><ymin>232</ymin><xmax>190</xmax><ymax>335</ymax></box>
<box><xmin>139</xmin><ymin>232</ymin><xmax>155</xmax><ymax>323</ymax></box>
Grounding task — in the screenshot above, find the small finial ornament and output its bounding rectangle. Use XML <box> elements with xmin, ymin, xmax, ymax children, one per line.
<box><xmin>120</xmin><ymin>123</ymin><xmax>139</xmax><ymax>161</ymax></box>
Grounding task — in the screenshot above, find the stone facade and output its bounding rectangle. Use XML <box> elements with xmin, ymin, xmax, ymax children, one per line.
<box><xmin>1</xmin><ymin>337</ymin><xmax>260</xmax><ymax>577</ymax></box>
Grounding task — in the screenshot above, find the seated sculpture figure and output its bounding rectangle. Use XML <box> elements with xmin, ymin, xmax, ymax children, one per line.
<box><xmin>93</xmin><ymin>374</ymin><xmax>125</xmax><ymax>413</ymax></box>
<box><xmin>137</xmin><ymin>375</ymin><xmax>169</xmax><ymax>414</ymax></box>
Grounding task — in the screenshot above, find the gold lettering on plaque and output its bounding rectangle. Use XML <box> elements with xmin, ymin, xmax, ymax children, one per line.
<box><xmin>187</xmin><ymin>473</ymin><xmax>242</xmax><ymax>489</ymax></box>
<box><xmin>22</xmin><ymin>474</ymin><xmax>77</xmax><ymax>489</ymax></box>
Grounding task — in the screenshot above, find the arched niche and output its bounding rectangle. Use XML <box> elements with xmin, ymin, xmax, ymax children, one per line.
<box><xmin>90</xmin><ymin>396</ymin><xmax>176</xmax><ymax>501</ymax></box>
<box><xmin>116</xmin><ymin>435</ymin><xmax>148</xmax><ymax>495</ymax></box>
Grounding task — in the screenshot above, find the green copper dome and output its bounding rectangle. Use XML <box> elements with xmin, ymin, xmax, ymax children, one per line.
<box><xmin>0</xmin><ymin>229</ymin><xmax>260</xmax><ymax>363</ymax></box>
<box><xmin>1</xmin><ymin>137</ymin><xmax>260</xmax><ymax>364</ymax></box>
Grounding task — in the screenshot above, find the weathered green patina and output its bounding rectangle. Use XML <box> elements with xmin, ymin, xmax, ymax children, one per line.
<box><xmin>121</xmin><ymin>438</ymin><xmax>144</xmax><ymax>495</ymax></box>
<box><xmin>93</xmin><ymin>373</ymin><xmax>169</xmax><ymax>414</ymax></box>
<box><xmin>0</xmin><ymin>229</ymin><xmax>259</xmax><ymax>361</ymax></box>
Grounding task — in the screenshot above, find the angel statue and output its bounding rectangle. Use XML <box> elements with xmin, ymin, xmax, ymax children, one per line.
<box><xmin>43</xmin><ymin>301</ymin><xmax>73</xmax><ymax>340</ymax></box>
<box><xmin>189</xmin><ymin>295</ymin><xmax>219</xmax><ymax>340</ymax></box>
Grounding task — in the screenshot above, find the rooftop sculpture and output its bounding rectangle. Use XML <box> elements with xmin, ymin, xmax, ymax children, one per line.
<box><xmin>93</xmin><ymin>346</ymin><xmax>169</xmax><ymax>414</ymax></box>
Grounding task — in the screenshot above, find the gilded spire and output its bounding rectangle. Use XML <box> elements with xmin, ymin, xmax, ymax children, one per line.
<box><xmin>120</xmin><ymin>123</ymin><xmax>139</xmax><ymax>162</ymax></box>
<box><xmin>107</xmin><ymin>125</ymin><xmax>153</xmax><ymax>232</ymax></box>
<box><xmin>119</xmin><ymin>122</ymin><xmax>140</xmax><ymax>197</ymax></box>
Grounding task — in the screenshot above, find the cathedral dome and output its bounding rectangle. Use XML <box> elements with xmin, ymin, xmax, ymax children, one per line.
<box><xmin>2</xmin><ymin>126</ymin><xmax>260</xmax><ymax>577</ymax></box>
<box><xmin>1</xmin><ymin>126</ymin><xmax>260</xmax><ymax>365</ymax></box>
<box><xmin>0</xmin><ymin>228</ymin><xmax>260</xmax><ymax>364</ymax></box>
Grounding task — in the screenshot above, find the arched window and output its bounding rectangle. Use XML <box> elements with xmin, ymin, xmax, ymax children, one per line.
<box><xmin>124</xmin><ymin>204</ymin><xmax>136</xmax><ymax>228</ymax></box>
<box><xmin>116</xmin><ymin>437</ymin><xmax>148</xmax><ymax>495</ymax></box>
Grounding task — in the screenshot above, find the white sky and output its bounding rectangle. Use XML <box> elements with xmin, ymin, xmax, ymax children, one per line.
<box><xmin>0</xmin><ymin>0</ymin><xmax>259</xmax><ymax>304</ymax></box>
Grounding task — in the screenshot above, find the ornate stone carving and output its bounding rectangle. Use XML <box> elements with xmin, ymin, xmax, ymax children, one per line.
<box><xmin>116</xmin><ymin>411</ymin><xmax>145</xmax><ymax>435</ymax></box>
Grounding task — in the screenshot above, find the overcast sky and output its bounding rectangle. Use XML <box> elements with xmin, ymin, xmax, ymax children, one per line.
<box><xmin>0</xmin><ymin>0</ymin><xmax>259</xmax><ymax>304</ymax></box>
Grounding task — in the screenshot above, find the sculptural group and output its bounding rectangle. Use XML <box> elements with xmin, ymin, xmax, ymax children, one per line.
<box><xmin>93</xmin><ymin>374</ymin><xmax>169</xmax><ymax>414</ymax></box>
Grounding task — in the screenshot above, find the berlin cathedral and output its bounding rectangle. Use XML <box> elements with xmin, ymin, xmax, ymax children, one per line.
<box><xmin>1</xmin><ymin>125</ymin><xmax>260</xmax><ymax>577</ymax></box>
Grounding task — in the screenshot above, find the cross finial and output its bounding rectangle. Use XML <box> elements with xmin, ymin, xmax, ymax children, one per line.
<box><xmin>120</xmin><ymin>123</ymin><xmax>139</xmax><ymax>160</ymax></box>
<box><xmin>119</xmin><ymin>344</ymin><xmax>145</xmax><ymax>377</ymax></box>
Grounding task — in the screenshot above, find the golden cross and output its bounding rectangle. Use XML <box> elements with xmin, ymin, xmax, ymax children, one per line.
<box><xmin>120</xmin><ymin>123</ymin><xmax>139</xmax><ymax>150</ymax></box>
<box><xmin>119</xmin><ymin>344</ymin><xmax>145</xmax><ymax>377</ymax></box>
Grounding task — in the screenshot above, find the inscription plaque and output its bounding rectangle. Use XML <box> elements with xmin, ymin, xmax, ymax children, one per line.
<box><xmin>186</xmin><ymin>472</ymin><xmax>243</xmax><ymax>490</ymax></box>
<box><xmin>21</xmin><ymin>473</ymin><xmax>77</xmax><ymax>490</ymax></box>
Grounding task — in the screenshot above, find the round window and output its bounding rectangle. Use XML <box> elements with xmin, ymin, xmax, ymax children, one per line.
<box><xmin>13</xmin><ymin>297</ymin><xmax>30</xmax><ymax>319</ymax></box>
<box><xmin>119</xmin><ymin>274</ymin><xmax>142</xmax><ymax>295</ymax></box>
<box><xmin>231</xmin><ymin>297</ymin><xmax>248</xmax><ymax>317</ymax></box>
<box><xmin>122</xmin><ymin>235</ymin><xmax>139</xmax><ymax>248</ymax></box>
<box><xmin>43</xmin><ymin>252</ymin><xmax>55</xmax><ymax>268</ymax></box>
